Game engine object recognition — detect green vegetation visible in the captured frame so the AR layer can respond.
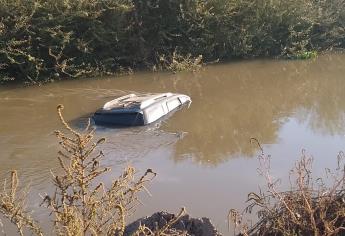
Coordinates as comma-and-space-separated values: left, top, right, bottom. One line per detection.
287, 50, 318, 60
1, 0, 345, 84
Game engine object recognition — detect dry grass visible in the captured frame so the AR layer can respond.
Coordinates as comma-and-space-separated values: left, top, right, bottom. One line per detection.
155, 50, 203, 73
0, 105, 187, 236
229, 139, 345, 236
0, 171, 43, 236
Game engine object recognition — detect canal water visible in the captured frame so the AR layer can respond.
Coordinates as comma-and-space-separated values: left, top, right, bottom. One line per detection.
1, 53, 345, 234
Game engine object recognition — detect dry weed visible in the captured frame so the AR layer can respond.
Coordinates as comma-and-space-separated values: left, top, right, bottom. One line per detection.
157, 50, 203, 73
229, 138, 345, 236
0, 105, 187, 236
0, 171, 43, 236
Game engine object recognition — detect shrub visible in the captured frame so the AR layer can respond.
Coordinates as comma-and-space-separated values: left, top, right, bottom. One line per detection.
1, 0, 345, 84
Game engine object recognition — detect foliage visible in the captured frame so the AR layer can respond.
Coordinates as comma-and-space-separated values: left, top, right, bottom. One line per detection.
0, 105, 186, 235
1, 0, 345, 84
229, 139, 345, 236
0, 0, 135, 84
156, 51, 203, 73
287, 50, 318, 60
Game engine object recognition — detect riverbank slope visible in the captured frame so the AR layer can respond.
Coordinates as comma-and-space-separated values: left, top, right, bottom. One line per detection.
1, 0, 344, 85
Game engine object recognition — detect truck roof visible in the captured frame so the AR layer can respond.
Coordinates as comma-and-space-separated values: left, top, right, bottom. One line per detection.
102, 93, 173, 110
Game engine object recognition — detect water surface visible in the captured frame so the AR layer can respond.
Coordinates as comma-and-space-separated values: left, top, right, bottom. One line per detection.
1, 53, 345, 234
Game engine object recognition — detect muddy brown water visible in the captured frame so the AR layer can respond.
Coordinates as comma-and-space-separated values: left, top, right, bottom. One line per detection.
1, 53, 345, 234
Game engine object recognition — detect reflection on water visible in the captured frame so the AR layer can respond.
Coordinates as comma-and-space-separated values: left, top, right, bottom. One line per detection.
163, 54, 345, 164
1, 53, 345, 233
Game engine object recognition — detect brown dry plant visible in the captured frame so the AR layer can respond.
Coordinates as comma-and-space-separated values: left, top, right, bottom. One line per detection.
229, 138, 345, 236
0, 105, 187, 236
157, 50, 203, 73
42, 104, 159, 235
0, 171, 43, 236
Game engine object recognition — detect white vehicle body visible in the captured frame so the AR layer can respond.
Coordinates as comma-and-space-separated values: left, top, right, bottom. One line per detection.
94, 93, 191, 126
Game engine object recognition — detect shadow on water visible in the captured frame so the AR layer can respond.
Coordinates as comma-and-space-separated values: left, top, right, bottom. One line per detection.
68, 109, 186, 162
2, 53, 345, 175
156, 53, 345, 165
2, 53, 345, 235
